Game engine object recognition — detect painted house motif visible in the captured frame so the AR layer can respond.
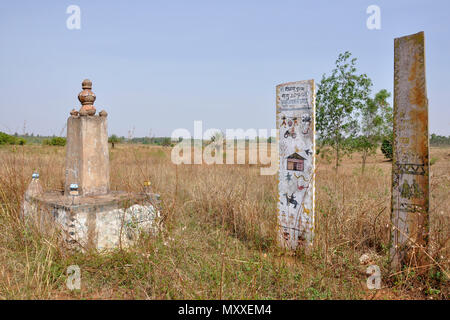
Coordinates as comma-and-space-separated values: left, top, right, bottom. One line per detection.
286, 153, 305, 172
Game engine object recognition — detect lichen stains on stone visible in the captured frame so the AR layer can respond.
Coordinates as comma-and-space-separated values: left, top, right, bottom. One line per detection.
411, 31, 425, 47
408, 52, 418, 82
408, 51, 427, 108
391, 31, 429, 271
409, 85, 427, 107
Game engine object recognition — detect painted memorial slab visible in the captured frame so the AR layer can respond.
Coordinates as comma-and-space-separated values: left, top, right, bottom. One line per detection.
391, 31, 430, 270
276, 80, 315, 250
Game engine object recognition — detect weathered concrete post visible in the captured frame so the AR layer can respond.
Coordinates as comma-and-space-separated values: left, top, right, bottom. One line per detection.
65, 79, 110, 196
276, 80, 315, 250
391, 31, 430, 270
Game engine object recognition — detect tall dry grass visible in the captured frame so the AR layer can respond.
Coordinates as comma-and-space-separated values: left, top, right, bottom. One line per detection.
0, 144, 448, 299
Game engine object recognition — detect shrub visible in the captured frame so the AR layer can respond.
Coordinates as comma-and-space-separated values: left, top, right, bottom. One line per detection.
381, 138, 393, 160
43, 137, 66, 146
0, 132, 15, 145
161, 137, 171, 147
430, 157, 438, 166
0, 132, 26, 145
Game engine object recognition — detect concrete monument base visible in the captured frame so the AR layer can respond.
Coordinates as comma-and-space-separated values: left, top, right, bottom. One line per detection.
22, 79, 162, 252
23, 191, 161, 251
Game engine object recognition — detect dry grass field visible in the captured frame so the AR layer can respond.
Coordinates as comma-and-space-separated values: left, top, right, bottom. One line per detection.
0, 144, 448, 299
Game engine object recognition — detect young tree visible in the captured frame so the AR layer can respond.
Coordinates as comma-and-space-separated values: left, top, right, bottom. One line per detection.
355, 89, 392, 173
316, 51, 372, 172
108, 134, 120, 149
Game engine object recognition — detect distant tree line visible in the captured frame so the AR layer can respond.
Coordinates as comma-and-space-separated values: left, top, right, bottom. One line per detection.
368, 133, 449, 163
108, 134, 173, 148
0, 132, 68, 146
430, 134, 450, 146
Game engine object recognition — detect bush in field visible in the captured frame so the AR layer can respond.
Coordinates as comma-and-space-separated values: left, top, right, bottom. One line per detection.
43, 137, 66, 146
161, 137, 171, 147
381, 137, 393, 160
0, 132, 26, 145
0, 132, 15, 145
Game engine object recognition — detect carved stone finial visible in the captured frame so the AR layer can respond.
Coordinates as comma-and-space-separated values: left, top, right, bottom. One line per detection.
81, 79, 92, 90
78, 79, 96, 116
70, 108, 79, 117
99, 110, 108, 117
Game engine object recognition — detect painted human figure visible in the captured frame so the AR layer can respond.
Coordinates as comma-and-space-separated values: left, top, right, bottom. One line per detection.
281, 115, 287, 127
301, 114, 312, 134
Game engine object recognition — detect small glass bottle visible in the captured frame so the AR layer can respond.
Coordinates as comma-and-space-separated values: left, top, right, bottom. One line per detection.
22, 172, 44, 220
25, 172, 44, 198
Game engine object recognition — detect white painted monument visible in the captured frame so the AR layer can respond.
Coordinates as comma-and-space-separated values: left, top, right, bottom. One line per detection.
276, 80, 315, 250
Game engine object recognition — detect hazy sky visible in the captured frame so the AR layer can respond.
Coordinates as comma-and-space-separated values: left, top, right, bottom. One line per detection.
0, 0, 449, 137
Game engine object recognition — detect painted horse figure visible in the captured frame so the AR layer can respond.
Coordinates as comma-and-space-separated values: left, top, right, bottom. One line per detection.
284, 193, 298, 209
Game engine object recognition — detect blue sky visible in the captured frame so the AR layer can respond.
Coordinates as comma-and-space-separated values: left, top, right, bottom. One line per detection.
0, 0, 449, 137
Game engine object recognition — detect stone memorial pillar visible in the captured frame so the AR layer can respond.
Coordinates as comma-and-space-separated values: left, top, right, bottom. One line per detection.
276, 80, 315, 250
65, 79, 110, 196
391, 31, 430, 270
